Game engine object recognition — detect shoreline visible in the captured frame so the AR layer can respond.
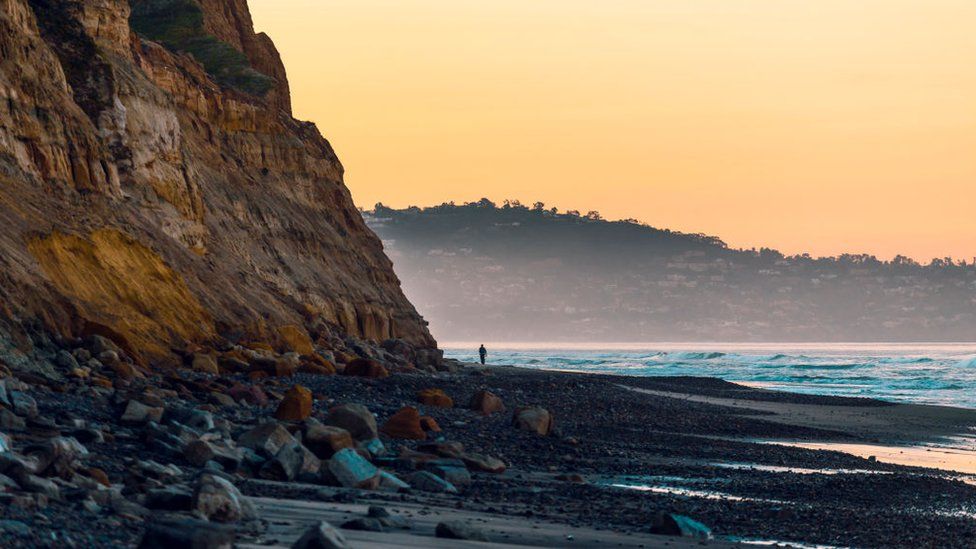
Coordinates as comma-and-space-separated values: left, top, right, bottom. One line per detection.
4, 359, 976, 547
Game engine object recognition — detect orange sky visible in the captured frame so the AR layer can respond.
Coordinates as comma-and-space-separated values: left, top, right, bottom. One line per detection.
250, 0, 975, 261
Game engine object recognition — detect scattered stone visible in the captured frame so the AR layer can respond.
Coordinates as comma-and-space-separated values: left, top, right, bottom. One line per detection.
192, 474, 256, 523
341, 518, 384, 532
138, 518, 235, 548
377, 470, 410, 492
409, 470, 458, 494
121, 400, 164, 424
419, 416, 441, 432
650, 512, 712, 539
275, 385, 314, 421
325, 404, 378, 441
145, 487, 193, 511
341, 359, 389, 379
380, 407, 427, 440
435, 520, 488, 541
227, 383, 269, 407
292, 520, 348, 549
512, 407, 554, 436
261, 441, 321, 482
10, 391, 38, 418
189, 353, 219, 375
327, 448, 380, 489
417, 388, 453, 408
237, 422, 296, 457
304, 422, 355, 459
425, 458, 472, 488
470, 390, 505, 415
0, 519, 31, 537
460, 453, 507, 474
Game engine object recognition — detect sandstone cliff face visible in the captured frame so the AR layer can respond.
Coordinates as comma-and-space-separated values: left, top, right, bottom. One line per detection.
0, 0, 435, 364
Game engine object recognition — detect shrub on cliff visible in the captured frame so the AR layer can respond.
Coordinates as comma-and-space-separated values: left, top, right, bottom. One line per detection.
129, 0, 275, 96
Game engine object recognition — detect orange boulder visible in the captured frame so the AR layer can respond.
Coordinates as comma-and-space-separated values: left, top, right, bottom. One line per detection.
342, 358, 389, 379
380, 406, 427, 440
469, 390, 504, 415
274, 385, 313, 421
417, 388, 453, 408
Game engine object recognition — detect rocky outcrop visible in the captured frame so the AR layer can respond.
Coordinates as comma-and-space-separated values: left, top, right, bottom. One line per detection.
0, 0, 435, 366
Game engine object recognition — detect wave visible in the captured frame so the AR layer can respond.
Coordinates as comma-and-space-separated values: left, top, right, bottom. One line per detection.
955, 357, 976, 368
668, 351, 726, 361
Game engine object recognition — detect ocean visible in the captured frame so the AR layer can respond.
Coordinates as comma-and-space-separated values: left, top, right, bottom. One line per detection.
443, 342, 976, 409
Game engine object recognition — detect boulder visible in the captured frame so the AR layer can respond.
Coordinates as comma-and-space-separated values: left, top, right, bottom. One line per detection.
273, 355, 301, 377
138, 518, 235, 549
424, 459, 471, 488
324, 404, 378, 441
145, 487, 194, 511
191, 354, 220, 375
192, 474, 256, 523
435, 520, 488, 542
276, 325, 316, 355
275, 385, 313, 421
416, 388, 453, 408
341, 518, 384, 532
304, 423, 355, 459
237, 422, 296, 458
380, 407, 427, 440
121, 400, 164, 424
327, 448, 380, 489
226, 383, 269, 407
24, 437, 88, 477
184, 440, 243, 471
512, 407, 554, 436
469, 390, 505, 415
261, 441, 321, 482
650, 512, 712, 539
292, 521, 348, 549
10, 392, 38, 418
409, 470, 458, 494
341, 359, 389, 379
419, 416, 441, 433
460, 452, 507, 474
376, 470, 410, 492
300, 354, 337, 376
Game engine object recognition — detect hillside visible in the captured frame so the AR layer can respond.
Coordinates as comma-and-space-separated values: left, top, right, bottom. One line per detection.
0, 0, 435, 371
367, 201, 976, 342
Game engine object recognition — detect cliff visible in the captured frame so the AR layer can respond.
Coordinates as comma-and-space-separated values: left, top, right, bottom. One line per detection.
0, 0, 436, 366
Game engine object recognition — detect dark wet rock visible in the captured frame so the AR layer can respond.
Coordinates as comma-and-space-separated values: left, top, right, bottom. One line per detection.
145, 486, 193, 511
435, 520, 488, 541
193, 473, 257, 523
340, 517, 384, 532
11, 391, 38, 418
292, 520, 349, 549
409, 470, 458, 494
138, 517, 235, 549
424, 458, 472, 488
367, 506, 410, 529
651, 512, 712, 539
0, 519, 31, 537
324, 404, 378, 441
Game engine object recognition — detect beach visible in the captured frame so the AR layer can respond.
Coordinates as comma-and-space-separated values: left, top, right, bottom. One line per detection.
4, 360, 976, 548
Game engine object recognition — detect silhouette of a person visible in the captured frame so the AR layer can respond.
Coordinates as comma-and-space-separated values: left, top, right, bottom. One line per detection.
479, 344, 487, 365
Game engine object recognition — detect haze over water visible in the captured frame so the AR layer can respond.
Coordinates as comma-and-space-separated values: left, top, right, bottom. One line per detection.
445, 342, 976, 409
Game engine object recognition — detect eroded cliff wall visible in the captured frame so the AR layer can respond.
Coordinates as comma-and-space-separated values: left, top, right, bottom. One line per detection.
0, 0, 435, 364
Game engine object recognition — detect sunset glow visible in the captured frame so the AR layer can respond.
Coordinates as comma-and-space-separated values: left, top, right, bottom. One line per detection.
250, 0, 976, 261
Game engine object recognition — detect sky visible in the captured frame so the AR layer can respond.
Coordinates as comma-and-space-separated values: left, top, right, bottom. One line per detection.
249, 0, 975, 261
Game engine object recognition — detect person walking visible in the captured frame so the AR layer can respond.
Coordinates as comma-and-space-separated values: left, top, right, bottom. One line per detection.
479, 344, 487, 365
